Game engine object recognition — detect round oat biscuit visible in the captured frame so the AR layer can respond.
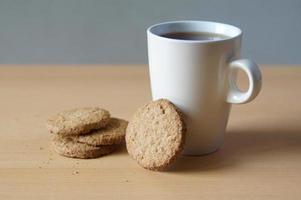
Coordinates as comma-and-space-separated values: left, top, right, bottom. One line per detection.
126, 99, 186, 171
52, 135, 118, 159
74, 118, 128, 146
46, 107, 110, 136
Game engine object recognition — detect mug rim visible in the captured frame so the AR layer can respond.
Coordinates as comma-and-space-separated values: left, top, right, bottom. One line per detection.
147, 20, 242, 44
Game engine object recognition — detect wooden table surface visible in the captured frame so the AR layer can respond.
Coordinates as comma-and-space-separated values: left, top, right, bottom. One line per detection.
0, 65, 300, 200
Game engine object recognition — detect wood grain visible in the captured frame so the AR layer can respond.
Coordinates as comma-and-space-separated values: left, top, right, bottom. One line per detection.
0, 65, 300, 200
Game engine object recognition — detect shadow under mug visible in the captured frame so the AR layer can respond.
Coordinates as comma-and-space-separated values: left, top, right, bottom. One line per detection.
147, 21, 262, 155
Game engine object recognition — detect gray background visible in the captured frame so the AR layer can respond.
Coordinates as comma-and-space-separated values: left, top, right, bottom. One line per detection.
0, 0, 300, 64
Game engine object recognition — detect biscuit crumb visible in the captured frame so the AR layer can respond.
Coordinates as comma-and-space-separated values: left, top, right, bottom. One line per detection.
125, 179, 129, 183
73, 170, 79, 175
39, 147, 44, 150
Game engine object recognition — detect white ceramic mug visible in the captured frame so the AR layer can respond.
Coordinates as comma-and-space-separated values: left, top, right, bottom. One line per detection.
147, 21, 262, 155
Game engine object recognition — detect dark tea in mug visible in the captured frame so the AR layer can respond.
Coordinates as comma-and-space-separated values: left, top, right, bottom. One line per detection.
160, 31, 229, 41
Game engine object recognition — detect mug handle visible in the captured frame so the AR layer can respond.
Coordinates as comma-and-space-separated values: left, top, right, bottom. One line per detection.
226, 59, 262, 104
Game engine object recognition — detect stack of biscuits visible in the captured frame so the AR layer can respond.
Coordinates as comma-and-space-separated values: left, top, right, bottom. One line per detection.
46, 107, 128, 159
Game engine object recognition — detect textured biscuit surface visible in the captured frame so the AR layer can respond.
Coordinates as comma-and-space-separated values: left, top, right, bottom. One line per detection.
74, 118, 128, 146
52, 135, 117, 159
46, 107, 110, 136
126, 99, 186, 171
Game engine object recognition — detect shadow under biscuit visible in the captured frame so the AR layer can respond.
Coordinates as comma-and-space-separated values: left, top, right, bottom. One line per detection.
169, 127, 301, 173
112, 142, 128, 155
